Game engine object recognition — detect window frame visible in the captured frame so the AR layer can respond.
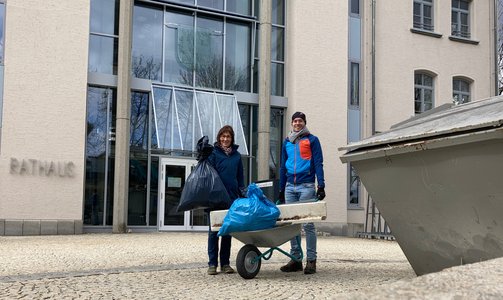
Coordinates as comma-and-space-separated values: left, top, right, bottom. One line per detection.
451, 0, 470, 39
413, 0, 434, 31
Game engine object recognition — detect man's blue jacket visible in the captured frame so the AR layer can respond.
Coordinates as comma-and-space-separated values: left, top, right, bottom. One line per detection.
279, 134, 325, 191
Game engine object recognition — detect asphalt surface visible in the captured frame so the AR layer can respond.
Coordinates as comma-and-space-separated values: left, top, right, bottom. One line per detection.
0, 232, 502, 299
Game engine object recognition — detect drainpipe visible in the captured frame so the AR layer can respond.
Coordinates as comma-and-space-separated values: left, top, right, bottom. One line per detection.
113, 0, 133, 233
494, 0, 500, 95
257, 0, 272, 180
371, 0, 376, 135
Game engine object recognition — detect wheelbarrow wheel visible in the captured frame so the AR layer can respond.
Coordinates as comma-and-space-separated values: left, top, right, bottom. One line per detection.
236, 244, 262, 279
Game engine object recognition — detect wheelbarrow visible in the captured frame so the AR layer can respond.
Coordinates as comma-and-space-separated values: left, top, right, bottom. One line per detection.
210, 200, 327, 279
231, 223, 303, 279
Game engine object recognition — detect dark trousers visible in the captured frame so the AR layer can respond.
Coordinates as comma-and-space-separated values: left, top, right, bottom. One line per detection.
208, 229, 232, 267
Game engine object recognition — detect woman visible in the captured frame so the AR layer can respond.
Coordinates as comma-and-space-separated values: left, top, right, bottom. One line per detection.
206, 125, 245, 275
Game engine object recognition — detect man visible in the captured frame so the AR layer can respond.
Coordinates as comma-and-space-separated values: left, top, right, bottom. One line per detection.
278, 111, 326, 275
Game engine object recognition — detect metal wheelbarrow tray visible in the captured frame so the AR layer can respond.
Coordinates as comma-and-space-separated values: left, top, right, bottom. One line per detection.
210, 201, 327, 279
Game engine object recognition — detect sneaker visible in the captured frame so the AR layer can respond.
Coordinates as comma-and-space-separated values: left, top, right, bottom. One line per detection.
304, 260, 317, 274
207, 266, 217, 275
280, 260, 303, 272
221, 265, 235, 274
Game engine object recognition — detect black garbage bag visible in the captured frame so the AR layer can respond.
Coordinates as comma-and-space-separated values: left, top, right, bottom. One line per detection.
177, 160, 231, 212
196, 136, 214, 161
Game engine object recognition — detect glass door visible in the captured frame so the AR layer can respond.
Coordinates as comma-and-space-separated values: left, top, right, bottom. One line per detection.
158, 158, 208, 231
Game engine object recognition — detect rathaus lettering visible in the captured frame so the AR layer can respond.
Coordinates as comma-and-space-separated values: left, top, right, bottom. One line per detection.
10, 158, 75, 178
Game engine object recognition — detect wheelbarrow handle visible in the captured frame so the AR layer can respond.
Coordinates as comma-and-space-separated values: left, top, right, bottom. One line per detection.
275, 198, 319, 205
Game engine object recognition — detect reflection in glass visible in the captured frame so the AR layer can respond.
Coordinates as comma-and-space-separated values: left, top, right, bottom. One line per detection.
250, 105, 284, 181
198, 0, 224, 10
132, 4, 163, 81
271, 62, 284, 96
269, 108, 283, 179
84, 87, 116, 226
349, 165, 360, 206
90, 0, 119, 35
88, 35, 118, 74
0, 3, 4, 63
165, 10, 194, 85
149, 156, 159, 225
226, 21, 251, 92
350, 62, 359, 107
128, 158, 148, 225
130, 92, 149, 150
196, 15, 224, 89
227, 0, 251, 15
164, 165, 186, 225
271, 27, 284, 61
272, 0, 285, 25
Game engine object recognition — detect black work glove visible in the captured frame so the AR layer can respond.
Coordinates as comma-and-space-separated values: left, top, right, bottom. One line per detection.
196, 136, 213, 161
239, 187, 247, 198
316, 187, 326, 200
278, 190, 285, 204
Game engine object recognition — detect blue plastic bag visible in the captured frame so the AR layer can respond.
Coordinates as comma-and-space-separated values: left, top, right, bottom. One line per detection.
218, 183, 280, 236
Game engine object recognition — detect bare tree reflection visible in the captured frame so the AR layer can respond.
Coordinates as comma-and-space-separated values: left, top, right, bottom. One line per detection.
132, 55, 161, 81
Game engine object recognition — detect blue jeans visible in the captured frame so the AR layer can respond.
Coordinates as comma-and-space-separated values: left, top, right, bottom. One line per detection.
208, 228, 232, 267
285, 182, 317, 261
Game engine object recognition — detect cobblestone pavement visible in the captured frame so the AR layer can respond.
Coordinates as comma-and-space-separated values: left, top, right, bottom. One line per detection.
0, 232, 414, 299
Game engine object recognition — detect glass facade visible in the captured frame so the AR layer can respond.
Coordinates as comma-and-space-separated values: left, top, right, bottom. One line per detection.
85, 0, 286, 229
88, 0, 119, 74
132, 3, 258, 92
84, 87, 116, 226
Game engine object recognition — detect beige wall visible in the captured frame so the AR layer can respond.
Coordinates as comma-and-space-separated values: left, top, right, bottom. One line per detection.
0, 0, 89, 220
286, 0, 349, 224
371, 0, 496, 132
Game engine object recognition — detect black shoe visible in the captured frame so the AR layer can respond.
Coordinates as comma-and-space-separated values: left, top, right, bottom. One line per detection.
280, 260, 303, 272
304, 260, 316, 274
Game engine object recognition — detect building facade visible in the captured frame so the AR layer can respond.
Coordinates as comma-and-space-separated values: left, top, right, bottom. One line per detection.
0, 0, 497, 235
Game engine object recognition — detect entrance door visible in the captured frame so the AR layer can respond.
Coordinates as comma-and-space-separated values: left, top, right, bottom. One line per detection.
158, 158, 208, 231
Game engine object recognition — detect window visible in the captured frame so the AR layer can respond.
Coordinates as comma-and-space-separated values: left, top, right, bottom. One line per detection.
350, 0, 360, 15
84, 87, 117, 226
253, 0, 285, 96
349, 165, 360, 207
349, 62, 360, 107
132, 4, 255, 93
453, 78, 471, 104
413, 0, 433, 31
414, 72, 434, 114
89, 0, 119, 74
451, 0, 470, 38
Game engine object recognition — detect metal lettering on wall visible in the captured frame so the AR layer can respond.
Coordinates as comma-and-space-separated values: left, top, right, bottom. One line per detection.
9, 158, 75, 178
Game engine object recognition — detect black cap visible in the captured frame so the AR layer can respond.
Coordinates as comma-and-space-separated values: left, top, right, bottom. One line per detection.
291, 111, 306, 124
